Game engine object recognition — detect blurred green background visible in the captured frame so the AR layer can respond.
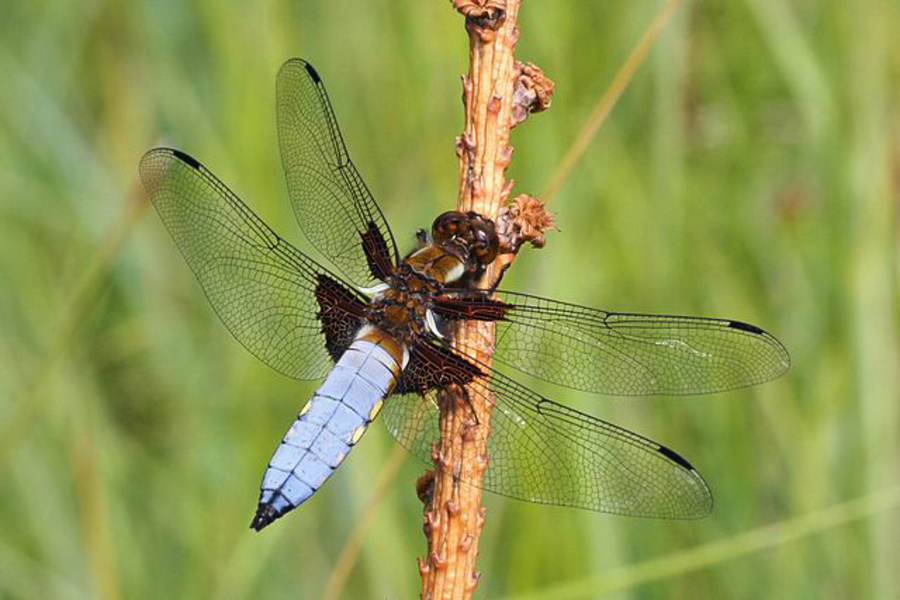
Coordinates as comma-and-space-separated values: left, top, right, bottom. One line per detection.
1, 0, 898, 598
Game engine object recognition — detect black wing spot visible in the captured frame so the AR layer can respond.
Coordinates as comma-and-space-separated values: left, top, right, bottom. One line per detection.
303, 61, 322, 83
657, 445, 695, 471
728, 320, 764, 335
172, 149, 201, 170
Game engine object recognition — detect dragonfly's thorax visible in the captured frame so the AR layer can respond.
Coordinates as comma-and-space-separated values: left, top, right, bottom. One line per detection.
404, 211, 500, 287
366, 265, 444, 343
404, 245, 467, 285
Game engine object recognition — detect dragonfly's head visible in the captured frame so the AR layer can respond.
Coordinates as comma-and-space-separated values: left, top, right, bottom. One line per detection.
431, 211, 499, 278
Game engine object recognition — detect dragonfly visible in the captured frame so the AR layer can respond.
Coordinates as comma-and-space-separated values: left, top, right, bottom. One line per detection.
140, 58, 790, 532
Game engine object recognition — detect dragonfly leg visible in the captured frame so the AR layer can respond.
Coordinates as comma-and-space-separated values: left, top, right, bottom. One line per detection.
440, 383, 481, 429
486, 260, 512, 292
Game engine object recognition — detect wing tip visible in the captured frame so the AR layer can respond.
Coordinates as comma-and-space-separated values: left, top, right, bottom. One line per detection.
654, 445, 715, 519
727, 319, 792, 376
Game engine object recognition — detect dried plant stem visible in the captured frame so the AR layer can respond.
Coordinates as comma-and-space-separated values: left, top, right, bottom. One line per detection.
419, 2, 523, 598
418, 1, 681, 595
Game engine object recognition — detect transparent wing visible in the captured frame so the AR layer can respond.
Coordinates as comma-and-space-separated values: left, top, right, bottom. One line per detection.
382, 352, 712, 518
140, 147, 365, 380
277, 58, 399, 287
436, 290, 790, 396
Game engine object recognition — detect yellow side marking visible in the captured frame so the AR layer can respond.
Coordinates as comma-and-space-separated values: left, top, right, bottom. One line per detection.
299, 401, 312, 416
334, 452, 346, 464
351, 425, 366, 445
369, 399, 384, 421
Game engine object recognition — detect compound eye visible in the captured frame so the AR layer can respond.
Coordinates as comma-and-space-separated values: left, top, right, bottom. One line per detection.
432, 211, 465, 243
472, 226, 499, 263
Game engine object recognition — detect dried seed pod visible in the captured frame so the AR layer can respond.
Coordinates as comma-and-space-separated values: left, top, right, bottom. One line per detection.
497, 193, 557, 252
512, 61, 555, 126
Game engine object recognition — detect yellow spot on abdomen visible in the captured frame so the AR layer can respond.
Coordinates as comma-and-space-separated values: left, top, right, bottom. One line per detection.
351, 425, 367, 445
369, 399, 384, 421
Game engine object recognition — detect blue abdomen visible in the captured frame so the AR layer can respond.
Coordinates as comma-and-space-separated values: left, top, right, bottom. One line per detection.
251, 330, 404, 530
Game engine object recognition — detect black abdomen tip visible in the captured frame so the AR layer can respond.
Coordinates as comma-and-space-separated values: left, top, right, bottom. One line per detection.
250, 503, 279, 532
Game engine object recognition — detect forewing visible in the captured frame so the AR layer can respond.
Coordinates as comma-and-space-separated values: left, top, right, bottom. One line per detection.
276, 59, 398, 286
436, 291, 790, 396
381, 349, 712, 518
140, 148, 365, 380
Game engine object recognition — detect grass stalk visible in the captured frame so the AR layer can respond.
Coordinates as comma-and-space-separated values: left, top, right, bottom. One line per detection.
541, 0, 683, 202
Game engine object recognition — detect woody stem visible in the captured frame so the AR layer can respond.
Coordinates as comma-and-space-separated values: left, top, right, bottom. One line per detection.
418, 2, 522, 599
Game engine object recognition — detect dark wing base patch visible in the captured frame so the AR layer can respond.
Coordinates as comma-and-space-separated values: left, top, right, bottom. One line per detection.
395, 341, 484, 396
315, 274, 367, 362
361, 221, 394, 282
